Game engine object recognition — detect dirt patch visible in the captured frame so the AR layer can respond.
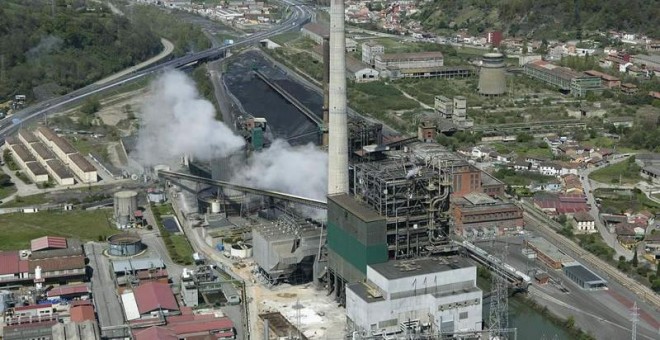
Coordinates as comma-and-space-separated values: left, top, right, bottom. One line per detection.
276, 293, 298, 299
96, 89, 149, 128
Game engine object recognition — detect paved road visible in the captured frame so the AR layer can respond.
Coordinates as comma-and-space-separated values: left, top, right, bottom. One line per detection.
0, 0, 311, 142
86, 242, 125, 328
579, 156, 634, 259
522, 203, 660, 311
95, 38, 174, 86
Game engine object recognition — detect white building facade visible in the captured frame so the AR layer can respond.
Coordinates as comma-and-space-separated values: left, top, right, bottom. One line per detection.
346, 258, 482, 337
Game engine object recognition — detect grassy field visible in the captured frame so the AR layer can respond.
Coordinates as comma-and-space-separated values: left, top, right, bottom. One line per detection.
0, 209, 116, 250
594, 188, 660, 214
270, 31, 301, 45
2, 193, 49, 208
169, 234, 195, 265
0, 183, 17, 200
151, 203, 194, 265
589, 159, 642, 184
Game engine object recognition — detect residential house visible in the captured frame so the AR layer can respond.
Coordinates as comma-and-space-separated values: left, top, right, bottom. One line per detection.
346, 55, 379, 82
533, 193, 589, 216
529, 179, 562, 193
643, 233, 660, 258
615, 223, 643, 247
561, 174, 584, 194
559, 162, 580, 176
512, 160, 531, 171
573, 211, 597, 234
525, 157, 547, 170
539, 162, 561, 176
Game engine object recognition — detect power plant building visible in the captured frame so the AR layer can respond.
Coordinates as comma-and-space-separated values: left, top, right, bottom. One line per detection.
452, 193, 523, 237
346, 257, 482, 336
523, 60, 602, 97
478, 52, 507, 96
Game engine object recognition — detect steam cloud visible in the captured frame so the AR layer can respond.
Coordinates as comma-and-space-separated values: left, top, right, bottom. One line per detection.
27, 35, 63, 58
232, 139, 328, 202
135, 70, 245, 166
136, 70, 328, 205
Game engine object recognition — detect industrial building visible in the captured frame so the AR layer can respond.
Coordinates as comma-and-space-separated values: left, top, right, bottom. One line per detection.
361, 41, 384, 67
46, 159, 74, 185
252, 210, 325, 285
0, 236, 87, 287
584, 70, 621, 88
525, 235, 575, 269
121, 281, 179, 321
346, 257, 482, 337
562, 262, 607, 289
132, 308, 234, 340
300, 22, 328, 44
433, 95, 474, 129
374, 52, 444, 72
346, 55, 379, 82
107, 233, 144, 256
35, 127, 98, 183
386, 65, 474, 80
523, 60, 602, 97
478, 52, 507, 96
452, 193, 523, 237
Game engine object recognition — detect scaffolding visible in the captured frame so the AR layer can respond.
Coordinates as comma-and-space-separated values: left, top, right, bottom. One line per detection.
350, 156, 452, 259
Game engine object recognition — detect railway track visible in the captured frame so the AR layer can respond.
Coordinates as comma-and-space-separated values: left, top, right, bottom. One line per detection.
521, 203, 660, 309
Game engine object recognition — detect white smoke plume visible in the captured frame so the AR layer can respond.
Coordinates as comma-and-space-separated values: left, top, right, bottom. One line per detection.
135, 70, 245, 166
233, 139, 328, 203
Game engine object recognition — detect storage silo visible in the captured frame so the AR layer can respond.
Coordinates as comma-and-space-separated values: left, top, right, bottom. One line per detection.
108, 233, 143, 256
478, 52, 507, 96
114, 191, 138, 228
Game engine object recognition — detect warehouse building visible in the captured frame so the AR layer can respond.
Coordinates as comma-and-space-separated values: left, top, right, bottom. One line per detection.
346, 55, 379, 82
35, 127, 77, 164
46, 159, 75, 186
24, 162, 49, 183
301, 22, 328, 44
562, 262, 607, 289
9, 144, 36, 169
525, 235, 574, 269
523, 60, 602, 97
68, 153, 98, 183
375, 52, 444, 71
346, 257, 482, 337
121, 281, 179, 321
28, 142, 56, 166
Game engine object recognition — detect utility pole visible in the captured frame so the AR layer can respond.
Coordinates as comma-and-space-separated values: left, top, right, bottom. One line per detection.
489, 238, 510, 339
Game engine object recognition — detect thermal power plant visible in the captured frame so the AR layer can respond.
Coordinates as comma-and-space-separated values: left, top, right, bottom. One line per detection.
114, 190, 138, 228
107, 233, 143, 257
478, 52, 507, 96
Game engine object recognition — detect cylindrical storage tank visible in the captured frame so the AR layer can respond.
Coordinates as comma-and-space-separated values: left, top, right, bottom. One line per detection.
230, 243, 253, 258
114, 191, 138, 227
210, 199, 221, 214
478, 52, 507, 96
108, 233, 143, 256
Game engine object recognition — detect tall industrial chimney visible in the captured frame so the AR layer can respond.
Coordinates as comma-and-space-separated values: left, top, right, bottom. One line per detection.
322, 37, 330, 147
327, 0, 349, 195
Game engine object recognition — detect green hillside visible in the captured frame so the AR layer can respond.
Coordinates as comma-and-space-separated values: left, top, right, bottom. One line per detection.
413, 0, 660, 39
0, 0, 161, 103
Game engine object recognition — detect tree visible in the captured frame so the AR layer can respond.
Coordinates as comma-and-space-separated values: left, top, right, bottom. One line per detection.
80, 98, 101, 115
631, 248, 638, 268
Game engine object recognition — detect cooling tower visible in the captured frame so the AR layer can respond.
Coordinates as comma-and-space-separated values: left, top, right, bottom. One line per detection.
327, 0, 349, 195
478, 52, 507, 96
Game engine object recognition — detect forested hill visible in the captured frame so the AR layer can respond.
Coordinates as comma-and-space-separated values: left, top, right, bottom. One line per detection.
0, 0, 161, 103
413, 0, 660, 39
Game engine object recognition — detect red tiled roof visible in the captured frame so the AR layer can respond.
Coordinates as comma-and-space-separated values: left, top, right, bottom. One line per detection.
0, 251, 20, 275
29, 255, 86, 272
31, 236, 67, 251
134, 282, 179, 314
14, 303, 52, 311
70, 300, 93, 307
170, 318, 234, 336
70, 305, 95, 322
46, 283, 90, 297
133, 326, 177, 340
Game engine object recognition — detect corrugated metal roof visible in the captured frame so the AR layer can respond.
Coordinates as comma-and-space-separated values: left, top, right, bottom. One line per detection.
29, 255, 86, 272
25, 162, 48, 176
0, 251, 20, 275
133, 326, 177, 340
31, 236, 67, 251
70, 305, 95, 322
112, 258, 165, 273
18, 129, 39, 143
121, 291, 141, 321
134, 281, 178, 314
46, 159, 74, 179
46, 283, 90, 297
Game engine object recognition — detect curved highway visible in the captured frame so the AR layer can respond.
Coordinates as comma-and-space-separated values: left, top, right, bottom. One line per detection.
0, 0, 311, 139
